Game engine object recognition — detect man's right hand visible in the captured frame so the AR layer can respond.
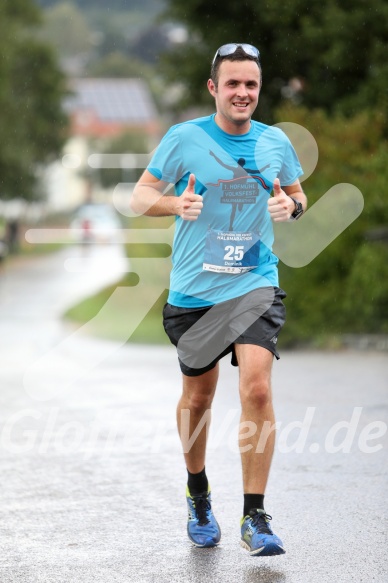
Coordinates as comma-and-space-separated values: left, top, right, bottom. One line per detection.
178, 173, 203, 221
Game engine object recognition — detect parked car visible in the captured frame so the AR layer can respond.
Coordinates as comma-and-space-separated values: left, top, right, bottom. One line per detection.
70, 203, 122, 243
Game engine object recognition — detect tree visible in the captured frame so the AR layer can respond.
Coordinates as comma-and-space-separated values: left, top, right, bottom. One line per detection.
87, 52, 155, 80
161, 0, 388, 122
274, 105, 388, 342
39, 1, 93, 58
0, 0, 68, 201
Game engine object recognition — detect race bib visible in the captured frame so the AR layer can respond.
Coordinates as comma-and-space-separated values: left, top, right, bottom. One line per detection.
203, 229, 260, 274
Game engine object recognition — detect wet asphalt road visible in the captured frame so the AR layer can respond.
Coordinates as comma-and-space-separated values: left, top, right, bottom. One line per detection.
0, 247, 387, 583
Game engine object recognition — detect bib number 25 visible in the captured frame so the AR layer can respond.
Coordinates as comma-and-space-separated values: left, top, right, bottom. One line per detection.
224, 245, 244, 261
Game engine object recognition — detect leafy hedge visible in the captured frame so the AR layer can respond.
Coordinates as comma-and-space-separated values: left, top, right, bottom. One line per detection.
276, 106, 388, 345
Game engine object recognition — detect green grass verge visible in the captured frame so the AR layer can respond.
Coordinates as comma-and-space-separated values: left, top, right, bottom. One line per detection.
64, 273, 170, 345
63, 220, 173, 344
20, 241, 68, 256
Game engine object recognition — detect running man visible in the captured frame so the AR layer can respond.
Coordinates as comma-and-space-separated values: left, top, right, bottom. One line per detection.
131, 43, 306, 556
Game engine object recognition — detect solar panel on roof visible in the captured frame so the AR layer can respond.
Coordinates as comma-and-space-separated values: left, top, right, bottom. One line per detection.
65, 79, 158, 123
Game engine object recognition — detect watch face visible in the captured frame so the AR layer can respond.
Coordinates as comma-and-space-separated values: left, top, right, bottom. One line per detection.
291, 200, 303, 219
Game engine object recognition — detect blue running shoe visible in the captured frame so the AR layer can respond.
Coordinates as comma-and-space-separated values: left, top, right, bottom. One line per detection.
186, 486, 221, 547
240, 509, 285, 556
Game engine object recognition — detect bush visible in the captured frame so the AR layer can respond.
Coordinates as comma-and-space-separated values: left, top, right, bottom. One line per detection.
275, 105, 388, 344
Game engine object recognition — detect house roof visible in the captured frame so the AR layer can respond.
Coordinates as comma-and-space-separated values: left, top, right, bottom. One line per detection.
65, 78, 158, 124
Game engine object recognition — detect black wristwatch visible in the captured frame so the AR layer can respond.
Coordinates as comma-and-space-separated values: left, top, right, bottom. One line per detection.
289, 196, 304, 220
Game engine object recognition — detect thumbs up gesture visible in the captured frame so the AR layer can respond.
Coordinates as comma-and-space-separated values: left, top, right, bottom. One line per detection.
273, 178, 283, 198
267, 178, 295, 222
178, 173, 203, 221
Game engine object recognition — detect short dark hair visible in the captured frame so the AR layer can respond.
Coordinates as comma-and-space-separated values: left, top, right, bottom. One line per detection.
210, 46, 262, 88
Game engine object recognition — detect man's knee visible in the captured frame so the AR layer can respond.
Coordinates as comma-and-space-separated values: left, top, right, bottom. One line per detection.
181, 368, 218, 414
240, 376, 272, 410
184, 391, 214, 415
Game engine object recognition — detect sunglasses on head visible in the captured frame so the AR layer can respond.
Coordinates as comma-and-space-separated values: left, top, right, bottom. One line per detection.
212, 43, 260, 65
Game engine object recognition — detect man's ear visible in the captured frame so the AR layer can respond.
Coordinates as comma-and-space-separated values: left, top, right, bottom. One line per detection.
207, 78, 217, 97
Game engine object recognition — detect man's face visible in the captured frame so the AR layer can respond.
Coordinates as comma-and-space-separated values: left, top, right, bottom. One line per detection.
207, 59, 261, 133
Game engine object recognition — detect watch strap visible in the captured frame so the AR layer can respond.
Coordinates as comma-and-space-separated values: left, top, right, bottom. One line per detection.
289, 196, 304, 219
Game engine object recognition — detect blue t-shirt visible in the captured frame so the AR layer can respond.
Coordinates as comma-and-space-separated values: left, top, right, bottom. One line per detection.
147, 114, 303, 307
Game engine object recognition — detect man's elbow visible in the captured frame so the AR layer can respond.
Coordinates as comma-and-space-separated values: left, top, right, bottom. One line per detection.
129, 189, 142, 215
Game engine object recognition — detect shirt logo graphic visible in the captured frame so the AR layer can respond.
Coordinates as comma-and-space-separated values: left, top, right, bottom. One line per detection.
208, 150, 271, 229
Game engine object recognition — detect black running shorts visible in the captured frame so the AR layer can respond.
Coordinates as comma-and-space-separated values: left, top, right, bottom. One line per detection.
163, 286, 287, 377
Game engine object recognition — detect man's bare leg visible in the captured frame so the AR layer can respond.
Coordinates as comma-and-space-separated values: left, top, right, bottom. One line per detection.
234, 344, 275, 494
235, 343, 285, 556
177, 365, 221, 547
176, 364, 219, 473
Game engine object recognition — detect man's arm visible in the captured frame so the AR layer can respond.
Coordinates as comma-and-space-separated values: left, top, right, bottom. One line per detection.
130, 170, 203, 220
267, 178, 307, 222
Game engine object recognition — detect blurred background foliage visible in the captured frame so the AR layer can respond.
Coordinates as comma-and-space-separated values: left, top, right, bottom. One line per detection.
0, 0, 68, 200
272, 106, 388, 343
1, 0, 387, 344
95, 131, 149, 188
162, 0, 388, 122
